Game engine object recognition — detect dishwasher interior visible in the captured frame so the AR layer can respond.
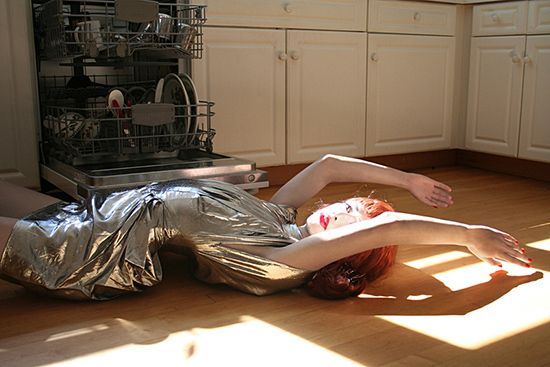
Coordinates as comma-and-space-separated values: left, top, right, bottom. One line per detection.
33, 0, 269, 199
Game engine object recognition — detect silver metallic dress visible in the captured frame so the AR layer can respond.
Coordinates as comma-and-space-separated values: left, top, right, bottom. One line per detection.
0, 179, 313, 300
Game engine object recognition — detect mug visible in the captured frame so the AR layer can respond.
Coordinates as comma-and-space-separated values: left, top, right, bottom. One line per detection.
74, 20, 104, 50
134, 13, 174, 44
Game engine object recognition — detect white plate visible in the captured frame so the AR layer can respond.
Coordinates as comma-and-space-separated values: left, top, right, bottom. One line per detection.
179, 73, 199, 145
161, 73, 189, 146
154, 78, 165, 104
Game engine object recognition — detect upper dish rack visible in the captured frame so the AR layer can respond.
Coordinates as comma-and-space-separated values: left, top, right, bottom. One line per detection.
35, 0, 206, 60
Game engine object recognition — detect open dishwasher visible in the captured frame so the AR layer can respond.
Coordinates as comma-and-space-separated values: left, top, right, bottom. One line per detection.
33, 0, 269, 199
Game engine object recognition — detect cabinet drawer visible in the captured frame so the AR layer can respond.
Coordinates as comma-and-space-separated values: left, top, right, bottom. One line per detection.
472, 1, 528, 36
368, 0, 456, 36
528, 0, 550, 34
191, 0, 366, 31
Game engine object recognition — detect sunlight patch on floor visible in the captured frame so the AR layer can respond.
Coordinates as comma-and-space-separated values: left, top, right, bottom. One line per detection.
37, 317, 363, 367
527, 222, 550, 229
403, 250, 471, 269
378, 261, 549, 350
526, 238, 550, 251
46, 324, 110, 342
183, 316, 363, 367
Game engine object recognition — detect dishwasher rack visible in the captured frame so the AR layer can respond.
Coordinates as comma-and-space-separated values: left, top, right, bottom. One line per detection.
35, 0, 206, 60
40, 74, 215, 165
34, 0, 215, 166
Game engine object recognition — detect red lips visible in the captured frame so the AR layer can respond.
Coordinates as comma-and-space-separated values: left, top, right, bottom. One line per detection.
319, 214, 330, 230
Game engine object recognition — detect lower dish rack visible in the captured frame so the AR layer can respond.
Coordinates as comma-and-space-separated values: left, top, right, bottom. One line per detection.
39, 74, 215, 166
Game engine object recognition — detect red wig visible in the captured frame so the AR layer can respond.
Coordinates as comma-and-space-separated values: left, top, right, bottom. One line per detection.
307, 198, 398, 299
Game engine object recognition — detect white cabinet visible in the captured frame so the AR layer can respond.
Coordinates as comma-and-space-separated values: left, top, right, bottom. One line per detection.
365, 0, 457, 157
366, 34, 455, 156
472, 1, 528, 36
191, 0, 367, 31
368, 0, 457, 36
192, 28, 286, 167
466, 0, 550, 163
465, 36, 525, 156
0, 0, 40, 187
287, 30, 366, 163
193, 27, 366, 166
518, 35, 550, 162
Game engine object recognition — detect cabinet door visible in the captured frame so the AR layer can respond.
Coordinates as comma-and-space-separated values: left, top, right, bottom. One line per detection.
366, 34, 455, 156
466, 36, 525, 156
518, 35, 550, 163
0, 0, 40, 187
287, 30, 366, 164
192, 28, 286, 167
191, 0, 367, 31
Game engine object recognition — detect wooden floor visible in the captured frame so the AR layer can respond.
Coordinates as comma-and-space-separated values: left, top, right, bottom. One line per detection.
1, 166, 549, 367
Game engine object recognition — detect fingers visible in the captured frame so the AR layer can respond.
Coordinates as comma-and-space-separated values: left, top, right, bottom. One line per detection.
483, 257, 502, 267
435, 182, 452, 193
502, 247, 531, 265
428, 188, 453, 208
496, 252, 532, 268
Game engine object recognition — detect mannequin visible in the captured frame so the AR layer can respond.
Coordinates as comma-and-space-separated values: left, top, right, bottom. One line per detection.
0, 154, 530, 300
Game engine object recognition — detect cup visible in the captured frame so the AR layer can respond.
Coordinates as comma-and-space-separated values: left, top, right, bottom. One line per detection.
74, 20, 104, 50
133, 13, 174, 44
175, 21, 197, 50
152, 13, 174, 43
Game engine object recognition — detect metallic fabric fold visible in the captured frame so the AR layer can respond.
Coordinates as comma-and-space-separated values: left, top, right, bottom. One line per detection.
0, 179, 313, 300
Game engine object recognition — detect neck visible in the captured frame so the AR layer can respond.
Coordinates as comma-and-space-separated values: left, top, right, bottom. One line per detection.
299, 224, 310, 238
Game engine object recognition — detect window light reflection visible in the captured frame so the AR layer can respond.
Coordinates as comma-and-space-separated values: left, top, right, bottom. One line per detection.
404, 250, 471, 269
378, 262, 548, 350
526, 238, 550, 251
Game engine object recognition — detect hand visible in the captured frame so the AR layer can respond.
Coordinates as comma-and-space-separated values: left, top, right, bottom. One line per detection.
406, 173, 453, 208
466, 225, 531, 268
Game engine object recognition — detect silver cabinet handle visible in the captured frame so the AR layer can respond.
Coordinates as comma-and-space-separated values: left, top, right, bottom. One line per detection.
509, 50, 521, 64
370, 53, 379, 62
290, 51, 300, 60
491, 13, 500, 22
284, 3, 294, 13
523, 55, 532, 64
413, 12, 421, 21
278, 52, 288, 61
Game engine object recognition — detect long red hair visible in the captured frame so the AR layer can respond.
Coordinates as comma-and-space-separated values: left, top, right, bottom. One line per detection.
307, 197, 398, 299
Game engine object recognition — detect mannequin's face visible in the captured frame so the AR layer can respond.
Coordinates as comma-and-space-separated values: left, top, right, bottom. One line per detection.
306, 199, 367, 235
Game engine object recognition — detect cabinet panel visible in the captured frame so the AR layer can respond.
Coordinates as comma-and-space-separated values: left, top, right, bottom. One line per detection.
192, 28, 286, 167
366, 34, 455, 156
518, 35, 550, 163
466, 36, 525, 156
287, 30, 366, 164
0, 0, 39, 187
528, 0, 550, 35
472, 1, 528, 36
368, 0, 457, 36
191, 0, 366, 31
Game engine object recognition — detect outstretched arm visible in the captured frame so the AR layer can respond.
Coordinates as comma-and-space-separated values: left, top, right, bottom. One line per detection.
270, 154, 452, 209
260, 212, 530, 271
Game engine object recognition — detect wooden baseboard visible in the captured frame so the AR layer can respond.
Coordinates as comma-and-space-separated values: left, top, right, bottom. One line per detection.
261, 149, 550, 186
456, 149, 550, 182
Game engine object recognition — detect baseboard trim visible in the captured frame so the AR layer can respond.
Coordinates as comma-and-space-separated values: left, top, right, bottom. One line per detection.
456, 150, 550, 182
262, 149, 550, 186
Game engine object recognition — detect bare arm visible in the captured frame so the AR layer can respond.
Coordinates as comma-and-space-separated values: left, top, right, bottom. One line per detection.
270, 154, 452, 209
262, 212, 529, 271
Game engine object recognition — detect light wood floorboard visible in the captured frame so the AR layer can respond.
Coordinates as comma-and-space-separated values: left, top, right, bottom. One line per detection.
1, 166, 549, 367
